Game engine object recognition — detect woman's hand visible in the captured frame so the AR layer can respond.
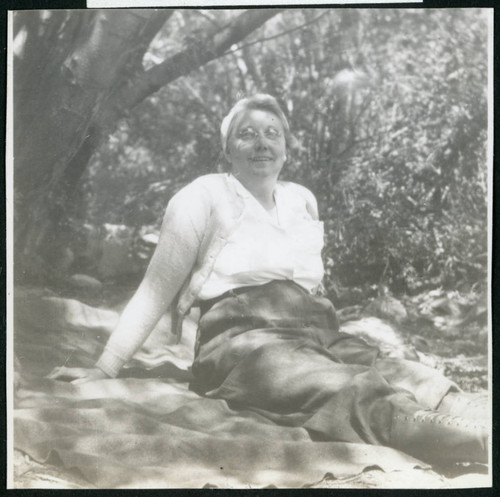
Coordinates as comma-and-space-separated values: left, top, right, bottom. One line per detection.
47, 366, 109, 384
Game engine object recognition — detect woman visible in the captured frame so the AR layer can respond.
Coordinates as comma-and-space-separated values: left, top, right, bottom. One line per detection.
50, 94, 488, 465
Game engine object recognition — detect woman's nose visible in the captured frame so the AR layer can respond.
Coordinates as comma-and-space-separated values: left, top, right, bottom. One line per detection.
254, 134, 269, 150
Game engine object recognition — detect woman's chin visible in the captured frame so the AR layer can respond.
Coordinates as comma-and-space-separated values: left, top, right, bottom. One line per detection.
249, 161, 281, 176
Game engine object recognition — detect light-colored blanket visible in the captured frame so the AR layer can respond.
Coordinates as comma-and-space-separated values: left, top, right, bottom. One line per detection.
13, 289, 440, 488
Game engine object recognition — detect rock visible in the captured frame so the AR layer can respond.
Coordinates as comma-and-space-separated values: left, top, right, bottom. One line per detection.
96, 224, 137, 278
68, 274, 103, 292
341, 317, 418, 361
336, 305, 363, 323
140, 232, 159, 245
135, 231, 159, 261
410, 334, 431, 353
363, 296, 408, 325
69, 223, 143, 280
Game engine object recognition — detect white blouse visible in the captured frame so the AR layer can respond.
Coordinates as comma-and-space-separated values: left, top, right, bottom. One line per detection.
198, 175, 324, 300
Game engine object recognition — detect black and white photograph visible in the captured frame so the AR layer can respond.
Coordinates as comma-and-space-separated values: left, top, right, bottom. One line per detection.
8, 5, 493, 489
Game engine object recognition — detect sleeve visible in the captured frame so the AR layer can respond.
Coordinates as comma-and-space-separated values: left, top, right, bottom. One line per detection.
304, 188, 320, 221
95, 179, 211, 377
288, 182, 320, 221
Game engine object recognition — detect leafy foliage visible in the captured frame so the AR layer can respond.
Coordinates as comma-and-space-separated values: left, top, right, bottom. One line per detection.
75, 9, 489, 301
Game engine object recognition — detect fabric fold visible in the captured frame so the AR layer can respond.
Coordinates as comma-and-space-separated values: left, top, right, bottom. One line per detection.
14, 290, 432, 488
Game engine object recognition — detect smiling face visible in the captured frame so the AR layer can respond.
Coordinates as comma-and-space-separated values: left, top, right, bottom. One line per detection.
225, 109, 287, 183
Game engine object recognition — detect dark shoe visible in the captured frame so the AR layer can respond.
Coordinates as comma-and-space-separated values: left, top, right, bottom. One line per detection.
437, 391, 490, 421
390, 409, 488, 464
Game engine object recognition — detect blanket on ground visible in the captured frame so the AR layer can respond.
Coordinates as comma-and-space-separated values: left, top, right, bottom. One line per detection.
12, 289, 454, 489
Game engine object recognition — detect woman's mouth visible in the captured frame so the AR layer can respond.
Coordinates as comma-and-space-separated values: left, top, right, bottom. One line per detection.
250, 157, 273, 162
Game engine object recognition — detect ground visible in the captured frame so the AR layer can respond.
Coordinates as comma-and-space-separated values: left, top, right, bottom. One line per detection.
11, 284, 490, 489
12, 450, 491, 489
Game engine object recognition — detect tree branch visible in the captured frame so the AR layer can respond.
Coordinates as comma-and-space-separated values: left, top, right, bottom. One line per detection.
223, 10, 330, 57
105, 9, 282, 118
64, 10, 172, 90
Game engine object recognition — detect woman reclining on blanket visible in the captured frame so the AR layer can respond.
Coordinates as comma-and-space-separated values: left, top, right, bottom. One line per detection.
50, 94, 489, 466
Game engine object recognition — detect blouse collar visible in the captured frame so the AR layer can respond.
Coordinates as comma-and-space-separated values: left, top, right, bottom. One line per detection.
227, 173, 281, 200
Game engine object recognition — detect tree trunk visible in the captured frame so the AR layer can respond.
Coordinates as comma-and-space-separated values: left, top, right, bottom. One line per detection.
14, 9, 173, 280
13, 9, 281, 282
102, 9, 280, 121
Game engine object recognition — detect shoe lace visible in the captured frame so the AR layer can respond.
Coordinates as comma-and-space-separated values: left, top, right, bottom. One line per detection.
403, 410, 487, 430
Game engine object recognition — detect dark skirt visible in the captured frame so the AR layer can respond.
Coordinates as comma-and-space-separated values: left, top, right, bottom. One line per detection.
191, 281, 456, 446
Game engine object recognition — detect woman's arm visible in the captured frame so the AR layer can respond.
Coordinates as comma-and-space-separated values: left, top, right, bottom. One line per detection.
49, 181, 209, 382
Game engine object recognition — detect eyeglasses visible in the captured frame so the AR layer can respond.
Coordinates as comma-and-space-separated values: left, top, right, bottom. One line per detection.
236, 126, 283, 143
